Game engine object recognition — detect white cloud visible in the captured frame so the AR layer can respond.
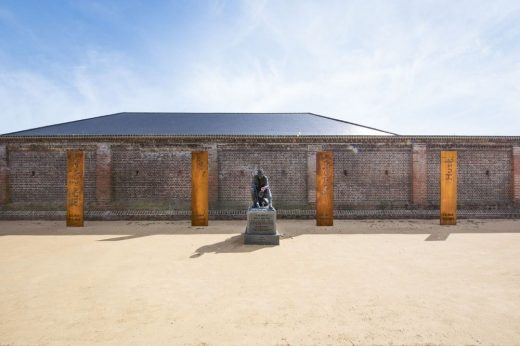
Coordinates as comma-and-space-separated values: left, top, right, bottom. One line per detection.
177, 0, 520, 135
0, 0, 519, 135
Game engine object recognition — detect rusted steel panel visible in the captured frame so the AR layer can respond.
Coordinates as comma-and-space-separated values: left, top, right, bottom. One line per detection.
316, 151, 334, 226
67, 150, 84, 227
192, 151, 208, 226
440, 151, 457, 225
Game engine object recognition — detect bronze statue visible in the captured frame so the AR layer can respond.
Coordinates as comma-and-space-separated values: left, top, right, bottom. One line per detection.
251, 169, 274, 210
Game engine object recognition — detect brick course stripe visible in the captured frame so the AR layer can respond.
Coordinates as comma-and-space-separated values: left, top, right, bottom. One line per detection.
1, 209, 520, 220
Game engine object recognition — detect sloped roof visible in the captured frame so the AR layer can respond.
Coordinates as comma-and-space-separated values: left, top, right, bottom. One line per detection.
2, 112, 397, 136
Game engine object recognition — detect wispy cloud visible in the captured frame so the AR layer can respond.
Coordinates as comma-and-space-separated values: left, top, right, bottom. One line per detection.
0, 0, 519, 135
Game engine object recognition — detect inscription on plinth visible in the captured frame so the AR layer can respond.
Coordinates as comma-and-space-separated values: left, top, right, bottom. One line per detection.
67, 150, 84, 227
246, 209, 277, 234
192, 151, 208, 226
244, 208, 279, 245
440, 151, 457, 225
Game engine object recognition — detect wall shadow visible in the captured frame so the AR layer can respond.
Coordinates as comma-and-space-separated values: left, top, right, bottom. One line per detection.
424, 230, 451, 241
98, 234, 152, 241
1, 220, 520, 245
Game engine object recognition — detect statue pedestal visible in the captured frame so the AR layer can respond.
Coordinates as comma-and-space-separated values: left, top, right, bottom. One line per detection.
244, 207, 280, 245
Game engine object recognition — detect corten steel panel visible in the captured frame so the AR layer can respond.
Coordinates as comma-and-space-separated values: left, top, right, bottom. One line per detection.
67, 150, 85, 227
440, 151, 457, 225
192, 151, 208, 226
316, 151, 334, 226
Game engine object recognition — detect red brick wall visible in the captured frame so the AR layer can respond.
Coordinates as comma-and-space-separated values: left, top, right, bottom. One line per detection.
0, 145, 8, 205
7, 147, 96, 207
218, 145, 308, 208
95, 143, 112, 206
333, 145, 412, 208
412, 144, 427, 207
0, 138, 518, 216
111, 147, 191, 207
514, 147, 520, 207
427, 147, 513, 208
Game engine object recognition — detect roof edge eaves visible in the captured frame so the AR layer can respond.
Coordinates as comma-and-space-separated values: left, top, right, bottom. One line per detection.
2, 134, 520, 141
1, 112, 125, 136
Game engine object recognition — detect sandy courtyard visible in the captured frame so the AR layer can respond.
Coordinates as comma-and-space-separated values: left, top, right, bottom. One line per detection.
1, 219, 520, 345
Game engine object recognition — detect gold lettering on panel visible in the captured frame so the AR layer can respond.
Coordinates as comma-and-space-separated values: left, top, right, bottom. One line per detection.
440, 151, 457, 225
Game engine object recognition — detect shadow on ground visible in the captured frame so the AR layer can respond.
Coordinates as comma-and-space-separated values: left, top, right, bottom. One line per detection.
189, 234, 277, 257
1, 220, 519, 246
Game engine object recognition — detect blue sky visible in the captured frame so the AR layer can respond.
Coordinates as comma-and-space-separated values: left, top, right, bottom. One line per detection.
0, 0, 519, 135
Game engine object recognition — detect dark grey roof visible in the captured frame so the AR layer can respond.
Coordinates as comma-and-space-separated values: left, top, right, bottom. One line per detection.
2, 112, 396, 136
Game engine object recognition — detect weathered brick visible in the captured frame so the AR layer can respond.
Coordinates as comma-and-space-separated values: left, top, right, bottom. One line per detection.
513, 146, 520, 207
0, 145, 9, 205
218, 144, 308, 209
427, 147, 512, 208
95, 143, 112, 206
1, 137, 518, 218
111, 146, 192, 208
307, 145, 322, 204
7, 146, 96, 208
412, 144, 427, 207
333, 145, 412, 208
207, 144, 219, 208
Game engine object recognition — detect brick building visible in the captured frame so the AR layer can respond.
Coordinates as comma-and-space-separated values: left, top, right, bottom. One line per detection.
1, 112, 519, 219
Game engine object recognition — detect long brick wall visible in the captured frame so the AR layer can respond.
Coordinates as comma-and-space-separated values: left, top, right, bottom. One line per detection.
218, 145, 308, 208
333, 145, 412, 208
427, 147, 513, 208
0, 136, 519, 218
6, 146, 96, 209
111, 146, 192, 208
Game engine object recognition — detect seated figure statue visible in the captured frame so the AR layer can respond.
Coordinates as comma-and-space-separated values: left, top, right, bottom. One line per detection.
250, 169, 274, 210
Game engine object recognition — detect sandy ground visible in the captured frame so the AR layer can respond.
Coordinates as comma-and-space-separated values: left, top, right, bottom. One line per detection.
1, 219, 520, 346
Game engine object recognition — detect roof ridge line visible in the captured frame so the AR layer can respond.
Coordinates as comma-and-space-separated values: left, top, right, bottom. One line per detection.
117, 112, 314, 115
309, 113, 399, 136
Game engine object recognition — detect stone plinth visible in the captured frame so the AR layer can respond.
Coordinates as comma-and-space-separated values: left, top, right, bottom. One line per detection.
244, 208, 280, 245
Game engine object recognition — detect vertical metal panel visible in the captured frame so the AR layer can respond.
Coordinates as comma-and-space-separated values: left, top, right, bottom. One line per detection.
440, 151, 457, 225
316, 151, 334, 226
67, 150, 85, 227
192, 151, 208, 226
